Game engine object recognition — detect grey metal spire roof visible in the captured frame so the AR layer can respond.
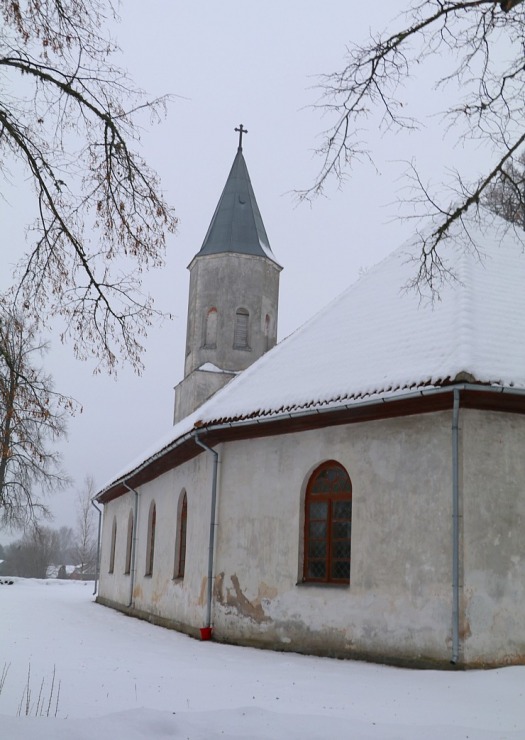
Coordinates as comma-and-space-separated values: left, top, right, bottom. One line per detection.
196, 147, 280, 266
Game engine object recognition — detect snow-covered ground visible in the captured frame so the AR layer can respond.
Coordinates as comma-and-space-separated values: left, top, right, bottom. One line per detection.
0, 579, 523, 739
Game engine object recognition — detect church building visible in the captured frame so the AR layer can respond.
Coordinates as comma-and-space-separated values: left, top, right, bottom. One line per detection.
95, 132, 525, 668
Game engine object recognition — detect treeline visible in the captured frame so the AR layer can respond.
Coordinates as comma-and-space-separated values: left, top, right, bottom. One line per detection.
0, 476, 98, 580
0, 523, 97, 579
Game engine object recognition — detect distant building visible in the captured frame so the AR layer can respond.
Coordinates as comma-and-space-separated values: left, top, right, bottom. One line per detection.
95, 138, 525, 668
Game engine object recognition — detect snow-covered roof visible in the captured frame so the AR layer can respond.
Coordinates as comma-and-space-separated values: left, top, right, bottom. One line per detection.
197, 213, 525, 423
99, 213, 525, 495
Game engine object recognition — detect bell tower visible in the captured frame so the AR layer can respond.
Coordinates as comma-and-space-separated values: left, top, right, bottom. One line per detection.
174, 127, 282, 423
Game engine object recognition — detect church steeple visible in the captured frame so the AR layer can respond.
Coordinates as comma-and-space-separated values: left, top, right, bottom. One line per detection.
196, 139, 280, 267
173, 131, 282, 424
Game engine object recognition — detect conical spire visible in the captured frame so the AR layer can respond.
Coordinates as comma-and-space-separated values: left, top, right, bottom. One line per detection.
196, 144, 280, 266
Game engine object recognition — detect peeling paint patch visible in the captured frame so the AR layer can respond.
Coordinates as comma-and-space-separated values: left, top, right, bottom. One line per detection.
197, 576, 207, 607
228, 574, 269, 622
215, 573, 276, 623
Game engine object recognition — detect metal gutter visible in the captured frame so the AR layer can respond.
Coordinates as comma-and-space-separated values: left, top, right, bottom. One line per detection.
97, 382, 525, 500
91, 499, 102, 596
451, 388, 461, 664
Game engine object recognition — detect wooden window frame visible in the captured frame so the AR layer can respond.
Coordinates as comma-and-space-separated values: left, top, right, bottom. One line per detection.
124, 509, 133, 575
145, 501, 156, 576
109, 516, 117, 574
175, 492, 188, 579
303, 461, 352, 585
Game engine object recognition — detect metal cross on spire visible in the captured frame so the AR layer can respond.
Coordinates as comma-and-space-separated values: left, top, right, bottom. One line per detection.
235, 124, 248, 150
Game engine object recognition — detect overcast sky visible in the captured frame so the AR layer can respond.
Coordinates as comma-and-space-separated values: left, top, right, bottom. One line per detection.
1, 1, 495, 537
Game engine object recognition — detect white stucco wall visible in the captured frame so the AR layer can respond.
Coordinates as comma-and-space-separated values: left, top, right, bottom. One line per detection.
98, 453, 214, 632
461, 409, 525, 666
97, 406, 525, 667
210, 412, 453, 664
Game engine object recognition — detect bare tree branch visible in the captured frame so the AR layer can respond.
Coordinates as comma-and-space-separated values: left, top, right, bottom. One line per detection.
0, 1, 177, 372
302, 0, 525, 289
0, 298, 74, 529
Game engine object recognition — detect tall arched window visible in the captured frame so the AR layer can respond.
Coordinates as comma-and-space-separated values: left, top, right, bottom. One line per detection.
264, 313, 271, 351
303, 461, 352, 584
174, 492, 188, 579
234, 308, 249, 349
204, 307, 218, 348
145, 501, 156, 576
109, 516, 117, 574
124, 509, 134, 575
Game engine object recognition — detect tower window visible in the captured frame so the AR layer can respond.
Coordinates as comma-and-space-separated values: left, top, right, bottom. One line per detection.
234, 308, 250, 349
264, 313, 271, 351
204, 307, 218, 348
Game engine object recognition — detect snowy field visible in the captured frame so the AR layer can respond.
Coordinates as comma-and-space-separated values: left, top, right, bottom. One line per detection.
0, 579, 523, 739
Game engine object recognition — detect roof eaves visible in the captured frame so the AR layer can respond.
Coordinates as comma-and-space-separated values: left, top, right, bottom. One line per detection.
97, 381, 525, 505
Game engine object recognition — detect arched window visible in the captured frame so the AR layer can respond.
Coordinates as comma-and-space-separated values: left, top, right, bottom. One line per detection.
109, 516, 117, 574
303, 461, 352, 584
145, 501, 156, 576
124, 509, 134, 575
234, 308, 249, 349
174, 492, 188, 579
204, 307, 218, 348
264, 313, 271, 351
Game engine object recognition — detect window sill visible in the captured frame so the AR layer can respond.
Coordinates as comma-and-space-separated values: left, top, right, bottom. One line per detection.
233, 345, 252, 351
296, 580, 350, 589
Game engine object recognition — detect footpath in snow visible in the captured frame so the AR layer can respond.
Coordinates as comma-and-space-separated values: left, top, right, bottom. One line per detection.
0, 578, 523, 739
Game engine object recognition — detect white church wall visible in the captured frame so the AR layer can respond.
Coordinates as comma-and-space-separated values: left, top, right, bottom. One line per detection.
98, 489, 135, 606
98, 453, 214, 633
128, 458, 209, 628
97, 405, 525, 666
461, 409, 525, 666
211, 410, 454, 664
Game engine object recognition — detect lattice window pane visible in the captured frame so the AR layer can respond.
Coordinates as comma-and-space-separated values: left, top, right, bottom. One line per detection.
332, 520, 351, 540
309, 521, 327, 539
333, 500, 352, 519
331, 559, 350, 580
309, 501, 328, 520
309, 540, 327, 558
333, 540, 351, 559
308, 561, 326, 579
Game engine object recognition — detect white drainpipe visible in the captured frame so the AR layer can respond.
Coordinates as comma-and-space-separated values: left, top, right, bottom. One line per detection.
91, 499, 102, 596
451, 388, 461, 664
194, 434, 219, 631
